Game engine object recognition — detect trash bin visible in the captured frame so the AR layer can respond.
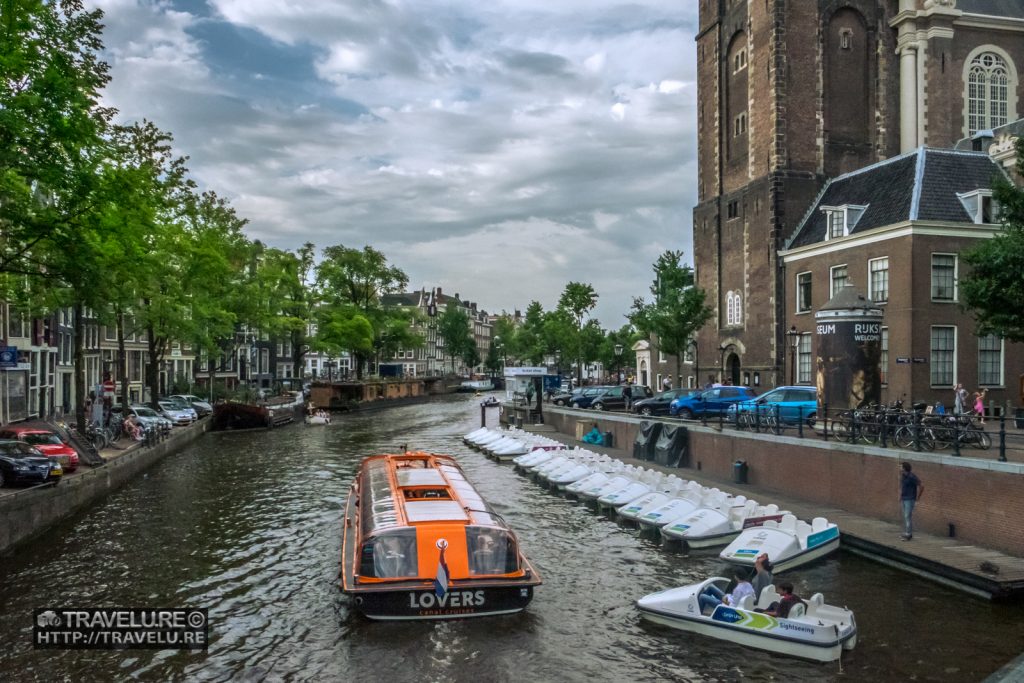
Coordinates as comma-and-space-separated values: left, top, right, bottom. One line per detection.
603, 431, 614, 448
733, 460, 749, 485
1016, 408, 1024, 429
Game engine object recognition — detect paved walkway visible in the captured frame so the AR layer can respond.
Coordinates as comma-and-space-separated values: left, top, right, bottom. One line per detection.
524, 423, 1024, 600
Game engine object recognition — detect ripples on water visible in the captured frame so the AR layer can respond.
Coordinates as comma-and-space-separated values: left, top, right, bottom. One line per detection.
0, 394, 1021, 682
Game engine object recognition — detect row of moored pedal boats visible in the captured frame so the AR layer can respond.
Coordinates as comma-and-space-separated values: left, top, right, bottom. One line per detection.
463, 426, 856, 663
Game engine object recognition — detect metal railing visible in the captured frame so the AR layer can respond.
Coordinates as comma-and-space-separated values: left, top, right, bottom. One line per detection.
556, 400, 1021, 462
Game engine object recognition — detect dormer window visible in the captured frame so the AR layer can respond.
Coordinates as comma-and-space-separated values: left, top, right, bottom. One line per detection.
821, 204, 867, 240
957, 190, 998, 224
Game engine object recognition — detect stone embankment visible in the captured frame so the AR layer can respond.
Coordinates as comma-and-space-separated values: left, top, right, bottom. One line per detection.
0, 420, 209, 554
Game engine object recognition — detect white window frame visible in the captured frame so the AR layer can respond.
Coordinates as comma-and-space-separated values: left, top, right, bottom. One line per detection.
830, 264, 849, 298
797, 334, 812, 384
964, 47, 1018, 137
822, 204, 867, 240
931, 253, 958, 303
956, 190, 998, 224
930, 326, 956, 388
868, 257, 889, 304
977, 334, 1004, 387
796, 271, 812, 313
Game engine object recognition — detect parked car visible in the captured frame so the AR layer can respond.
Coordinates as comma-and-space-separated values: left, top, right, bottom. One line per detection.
727, 386, 818, 426
110, 405, 173, 431
589, 384, 654, 411
569, 387, 607, 409
0, 440, 62, 487
669, 385, 757, 418
549, 389, 582, 406
632, 388, 702, 416
0, 427, 79, 472
168, 394, 213, 417
157, 400, 196, 426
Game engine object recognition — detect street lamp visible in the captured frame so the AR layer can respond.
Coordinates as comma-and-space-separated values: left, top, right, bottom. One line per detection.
614, 343, 624, 383
786, 325, 801, 385
687, 338, 699, 389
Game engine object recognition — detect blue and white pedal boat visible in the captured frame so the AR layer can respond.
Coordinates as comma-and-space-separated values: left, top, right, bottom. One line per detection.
636, 577, 857, 663
719, 514, 840, 573
661, 501, 787, 549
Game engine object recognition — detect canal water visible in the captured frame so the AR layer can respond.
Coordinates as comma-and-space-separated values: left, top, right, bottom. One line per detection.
1, 394, 1021, 682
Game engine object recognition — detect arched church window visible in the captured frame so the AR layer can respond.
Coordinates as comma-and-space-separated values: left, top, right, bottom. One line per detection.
967, 52, 1011, 135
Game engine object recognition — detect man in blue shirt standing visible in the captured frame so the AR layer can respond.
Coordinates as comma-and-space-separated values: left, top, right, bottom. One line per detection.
900, 462, 924, 540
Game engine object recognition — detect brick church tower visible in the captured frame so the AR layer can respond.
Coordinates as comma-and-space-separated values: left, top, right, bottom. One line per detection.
690, 0, 1023, 388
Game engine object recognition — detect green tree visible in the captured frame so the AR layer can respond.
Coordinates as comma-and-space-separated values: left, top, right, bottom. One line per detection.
437, 302, 472, 375
629, 250, 713, 386
557, 282, 599, 385
314, 245, 409, 378
961, 139, 1024, 342
484, 340, 502, 377
516, 302, 547, 365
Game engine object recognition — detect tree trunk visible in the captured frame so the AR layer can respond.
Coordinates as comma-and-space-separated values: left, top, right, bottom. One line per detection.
73, 303, 87, 433
117, 310, 128, 408
146, 323, 162, 408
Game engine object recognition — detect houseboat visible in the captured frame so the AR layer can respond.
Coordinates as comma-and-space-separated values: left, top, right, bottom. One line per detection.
340, 451, 541, 620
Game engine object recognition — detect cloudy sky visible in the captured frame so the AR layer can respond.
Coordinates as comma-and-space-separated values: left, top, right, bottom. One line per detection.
90, 0, 700, 326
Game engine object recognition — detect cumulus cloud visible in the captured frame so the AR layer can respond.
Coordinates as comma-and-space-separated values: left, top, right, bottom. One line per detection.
88, 0, 699, 324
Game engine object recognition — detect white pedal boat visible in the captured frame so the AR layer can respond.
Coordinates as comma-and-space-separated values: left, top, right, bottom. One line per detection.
462, 427, 491, 444
720, 514, 840, 573
563, 463, 626, 497
637, 488, 717, 531
617, 478, 694, 523
305, 414, 331, 425
513, 449, 559, 472
661, 501, 786, 548
535, 452, 592, 482
576, 467, 643, 502
597, 470, 663, 510
549, 462, 598, 489
636, 577, 857, 663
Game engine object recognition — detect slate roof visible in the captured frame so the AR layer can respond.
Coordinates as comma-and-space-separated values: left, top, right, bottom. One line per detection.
958, 0, 1024, 20
786, 148, 1007, 250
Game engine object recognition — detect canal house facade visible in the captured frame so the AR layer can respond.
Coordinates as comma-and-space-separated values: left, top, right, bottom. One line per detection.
780, 146, 1024, 410
691, 0, 1024, 407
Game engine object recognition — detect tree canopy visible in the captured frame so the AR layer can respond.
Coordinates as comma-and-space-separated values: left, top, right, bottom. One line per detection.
961, 138, 1024, 343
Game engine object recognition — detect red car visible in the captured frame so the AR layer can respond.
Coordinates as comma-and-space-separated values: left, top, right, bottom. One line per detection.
0, 427, 79, 472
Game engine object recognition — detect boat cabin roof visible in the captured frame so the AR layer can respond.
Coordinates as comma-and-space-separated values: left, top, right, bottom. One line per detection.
359, 452, 499, 536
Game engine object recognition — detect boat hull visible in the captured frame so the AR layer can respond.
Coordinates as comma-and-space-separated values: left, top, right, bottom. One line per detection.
637, 605, 852, 663
351, 584, 537, 621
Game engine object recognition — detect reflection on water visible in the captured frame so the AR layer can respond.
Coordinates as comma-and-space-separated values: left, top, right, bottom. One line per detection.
0, 394, 1021, 682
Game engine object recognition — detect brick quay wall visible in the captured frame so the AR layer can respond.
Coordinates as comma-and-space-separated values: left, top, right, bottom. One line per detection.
0, 421, 210, 555
540, 409, 1024, 557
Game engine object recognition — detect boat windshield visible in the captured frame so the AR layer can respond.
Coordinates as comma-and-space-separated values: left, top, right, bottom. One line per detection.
363, 530, 418, 579
466, 526, 519, 575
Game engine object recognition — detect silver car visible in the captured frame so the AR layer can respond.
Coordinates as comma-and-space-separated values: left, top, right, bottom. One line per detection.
157, 400, 196, 426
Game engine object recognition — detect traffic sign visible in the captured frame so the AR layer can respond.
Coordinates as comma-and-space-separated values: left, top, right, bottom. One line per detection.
103, 379, 116, 397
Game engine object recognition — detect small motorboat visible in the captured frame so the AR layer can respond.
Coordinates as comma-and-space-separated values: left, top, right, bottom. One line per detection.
480, 396, 500, 408
635, 577, 857, 663
719, 514, 840, 573
661, 501, 786, 548
305, 413, 331, 425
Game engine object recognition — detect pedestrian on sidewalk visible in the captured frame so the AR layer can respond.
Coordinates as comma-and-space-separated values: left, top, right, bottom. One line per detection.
953, 383, 967, 415
623, 383, 633, 411
899, 462, 924, 540
973, 388, 987, 424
